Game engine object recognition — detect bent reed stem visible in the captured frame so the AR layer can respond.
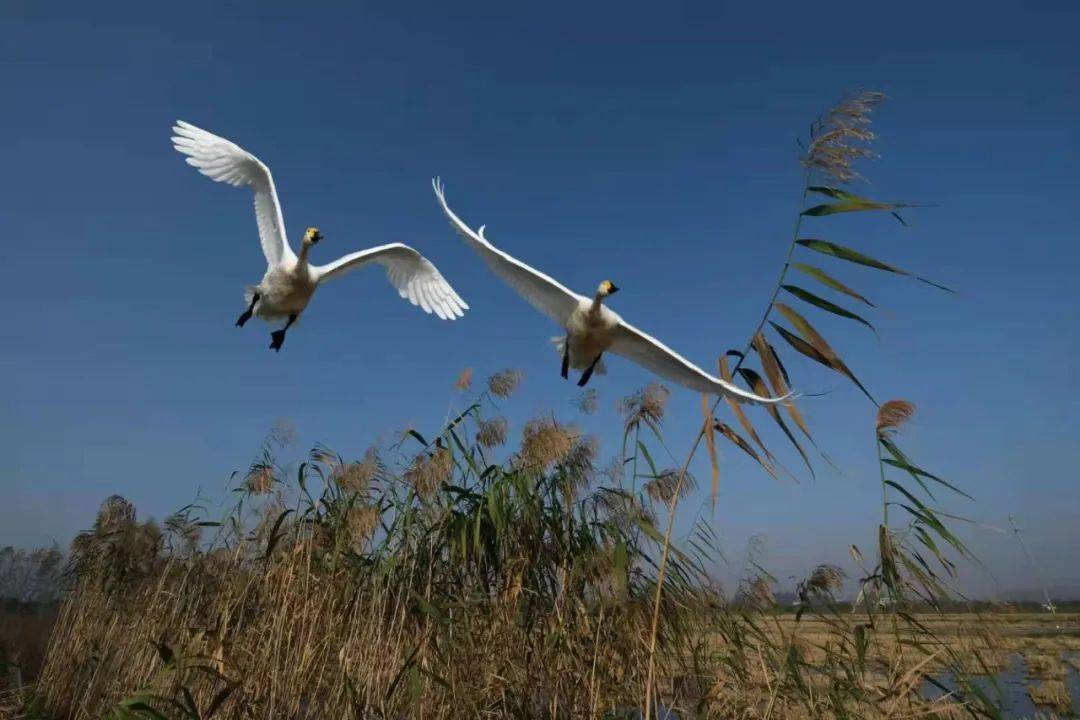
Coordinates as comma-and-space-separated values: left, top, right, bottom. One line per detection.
643, 170, 812, 720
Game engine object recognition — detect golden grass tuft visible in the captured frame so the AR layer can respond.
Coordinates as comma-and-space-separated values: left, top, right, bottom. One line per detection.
519, 416, 578, 472
404, 445, 453, 498
644, 469, 697, 505
1028, 677, 1072, 712
876, 399, 916, 436
620, 383, 670, 431
476, 416, 509, 449
486, 368, 523, 398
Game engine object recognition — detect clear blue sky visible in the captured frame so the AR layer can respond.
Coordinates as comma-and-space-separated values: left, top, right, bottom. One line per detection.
2, 0, 1077, 597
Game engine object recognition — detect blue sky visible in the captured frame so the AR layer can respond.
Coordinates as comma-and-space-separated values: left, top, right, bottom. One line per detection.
2, 0, 1077, 596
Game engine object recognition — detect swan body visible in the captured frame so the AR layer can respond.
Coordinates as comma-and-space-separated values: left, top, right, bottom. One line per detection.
171, 121, 468, 351
432, 178, 792, 406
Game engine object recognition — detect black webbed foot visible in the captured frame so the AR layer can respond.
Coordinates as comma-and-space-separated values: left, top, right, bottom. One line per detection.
561, 340, 570, 380
237, 293, 260, 328
578, 354, 602, 387
269, 330, 287, 352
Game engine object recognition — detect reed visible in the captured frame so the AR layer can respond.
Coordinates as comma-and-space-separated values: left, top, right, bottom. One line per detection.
23, 93, 1000, 720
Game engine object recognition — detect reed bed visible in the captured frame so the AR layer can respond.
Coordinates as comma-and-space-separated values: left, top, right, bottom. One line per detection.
27, 375, 994, 719
17, 92, 1013, 719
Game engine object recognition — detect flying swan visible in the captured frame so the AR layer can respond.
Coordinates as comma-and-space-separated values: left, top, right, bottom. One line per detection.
432, 179, 791, 406
171, 121, 468, 351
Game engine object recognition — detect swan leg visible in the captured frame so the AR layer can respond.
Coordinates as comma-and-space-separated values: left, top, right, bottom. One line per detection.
236, 293, 260, 328
269, 314, 297, 352
577, 353, 603, 387
560, 338, 570, 379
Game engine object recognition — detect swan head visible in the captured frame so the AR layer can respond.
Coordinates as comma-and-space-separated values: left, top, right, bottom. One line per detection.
596, 280, 620, 298
302, 227, 323, 246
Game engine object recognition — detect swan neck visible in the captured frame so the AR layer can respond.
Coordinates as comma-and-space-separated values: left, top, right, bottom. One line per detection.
297, 242, 312, 267
589, 293, 605, 314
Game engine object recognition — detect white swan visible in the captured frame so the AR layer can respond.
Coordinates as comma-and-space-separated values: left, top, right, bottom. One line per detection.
432, 179, 792, 406
171, 121, 468, 351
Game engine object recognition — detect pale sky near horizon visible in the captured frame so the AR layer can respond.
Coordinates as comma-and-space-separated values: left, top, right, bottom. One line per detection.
2, 0, 1078, 597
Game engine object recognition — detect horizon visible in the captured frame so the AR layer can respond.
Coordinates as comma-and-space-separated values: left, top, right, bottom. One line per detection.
2, 0, 1078, 601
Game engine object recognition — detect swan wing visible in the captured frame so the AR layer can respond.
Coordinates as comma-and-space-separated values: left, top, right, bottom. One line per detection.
171, 121, 296, 267
312, 243, 468, 320
609, 322, 794, 406
432, 178, 584, 325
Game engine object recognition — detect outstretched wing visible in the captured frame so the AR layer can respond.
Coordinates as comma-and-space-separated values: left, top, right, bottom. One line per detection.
312, 243, 468, 320
171, 121, 295, 268
432, 178, 584, 325
609, 322, 795, 406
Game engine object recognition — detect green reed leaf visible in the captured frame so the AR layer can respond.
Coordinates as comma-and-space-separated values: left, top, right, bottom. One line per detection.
803, 187, 923, 222
790, 262, 874, 306
782, 284, 876, 334
797, 239, 953, 292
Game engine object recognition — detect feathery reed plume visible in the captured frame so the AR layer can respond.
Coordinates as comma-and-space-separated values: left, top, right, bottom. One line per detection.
802, 90, 886, 183
519, 416, 577, 472
876, 399, 915, 437
799, 564, 845, 599
244, 464, 275, 495
736, 575, 776, 609
644, 469, 697, 506
268, 418, 297, 448
560, 435, 599, 491
345, 504, 381, 545
334, 448, 380, 494
619, 383, 670, 431
454, 367, 473, 391
486, 368, 523, 398
96, 495, 136, 531
404, 446, 452, 498
574, 388, 599, 415
476, 416, 509, 449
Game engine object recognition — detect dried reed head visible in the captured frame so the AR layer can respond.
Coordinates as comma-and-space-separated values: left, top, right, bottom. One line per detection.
519, 416, 577, 472
876, 400, 915, 437
476, 416, 509, 449
454, 367, 473, 392
345, 504, 381, 545
96, 495, 136, 532
486, 368, 523, 398
335, 448, 380, 494
244, 463, 275, 495
803, 90, 886, 183
620, 383, 670, 431
644, 469, 697, 506
405, 446, 453, 499
574, 388, 599, 415
800, 564, 845, 598
561, 435, 599, 492
748, 576, 776, 607
268, 419, 297, 448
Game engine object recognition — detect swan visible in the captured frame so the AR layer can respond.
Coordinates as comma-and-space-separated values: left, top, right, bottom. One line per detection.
431, 179, 792, 406
171, 121, 468, 351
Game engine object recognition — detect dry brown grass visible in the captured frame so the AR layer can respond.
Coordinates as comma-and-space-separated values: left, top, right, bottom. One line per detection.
1027, 677, 1072, 713
1024, 651, 1067, 680
30, 403, 997, 720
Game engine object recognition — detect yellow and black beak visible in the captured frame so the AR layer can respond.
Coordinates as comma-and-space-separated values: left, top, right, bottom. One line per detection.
311, 230, 323, 244
607, 283, 620, 294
